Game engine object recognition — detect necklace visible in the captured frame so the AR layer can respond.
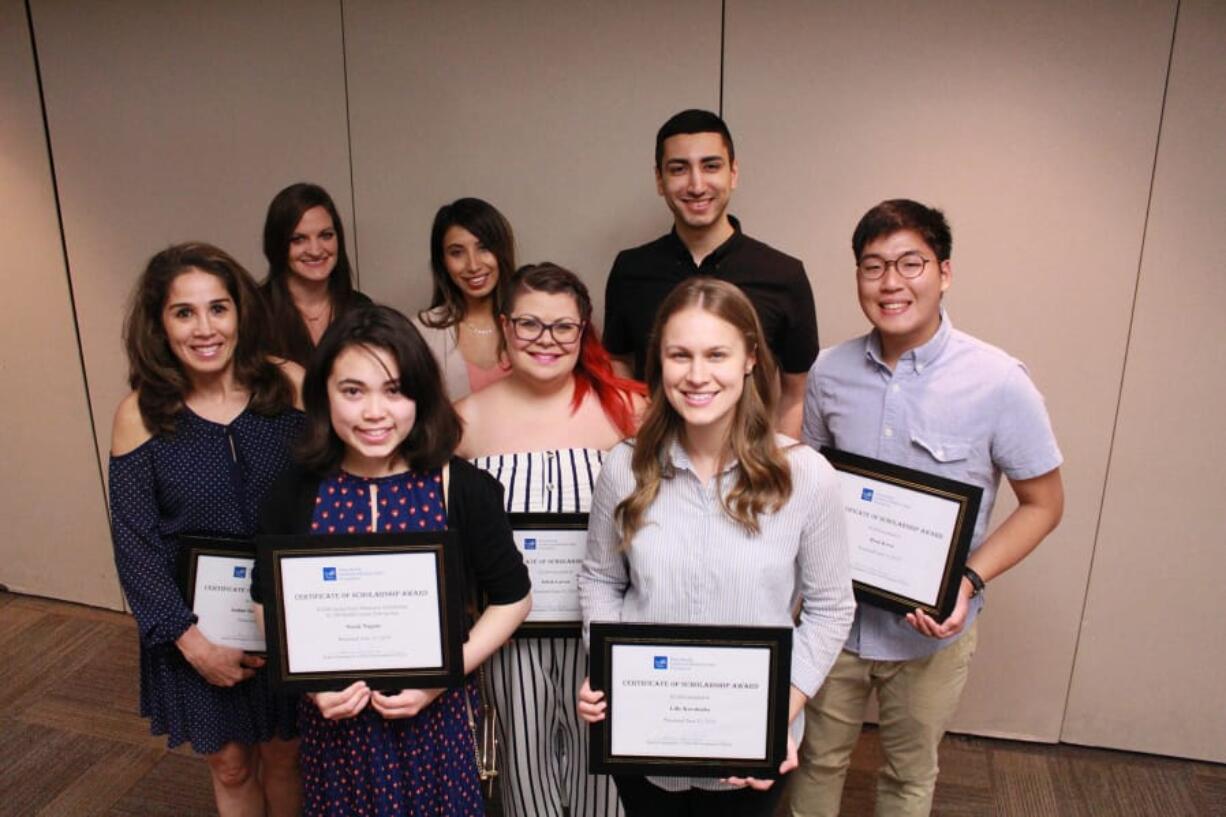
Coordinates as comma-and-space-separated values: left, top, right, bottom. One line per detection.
300, 301, 332, 324
463, 320, 496, 336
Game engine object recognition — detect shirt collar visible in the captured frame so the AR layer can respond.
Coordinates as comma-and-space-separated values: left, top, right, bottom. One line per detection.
666, 214, 744, 266
663, 433, 740, 478
865, 307, 953, 374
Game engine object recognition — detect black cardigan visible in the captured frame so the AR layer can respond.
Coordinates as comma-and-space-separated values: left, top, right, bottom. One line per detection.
252, 458, 530, 612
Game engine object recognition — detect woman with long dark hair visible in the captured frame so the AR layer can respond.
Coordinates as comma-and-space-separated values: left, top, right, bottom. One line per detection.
109, 242, 303, 815
576, 278, 855, 817
457, 263, 645, 817
261, 182, 370, 365
414, 197, 516, 400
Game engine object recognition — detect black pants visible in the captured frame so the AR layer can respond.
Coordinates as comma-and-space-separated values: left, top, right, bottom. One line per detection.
613, 775, 785, 817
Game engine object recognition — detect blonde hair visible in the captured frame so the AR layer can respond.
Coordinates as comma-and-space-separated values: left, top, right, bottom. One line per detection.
615, 278, 791, 548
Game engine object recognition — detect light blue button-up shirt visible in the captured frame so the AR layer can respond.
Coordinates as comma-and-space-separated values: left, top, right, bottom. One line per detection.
803, 311, 1062, 661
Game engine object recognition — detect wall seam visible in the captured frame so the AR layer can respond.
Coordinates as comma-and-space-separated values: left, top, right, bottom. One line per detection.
340, 0, 361, 284
1059, 0, 1182, 741
23, 0, 115, 603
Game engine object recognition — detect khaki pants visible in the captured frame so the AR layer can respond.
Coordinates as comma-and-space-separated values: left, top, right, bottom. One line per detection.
785, 621, 978, 817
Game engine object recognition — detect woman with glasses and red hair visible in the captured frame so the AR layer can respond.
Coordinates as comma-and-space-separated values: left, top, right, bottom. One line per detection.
456, 263, 645, 817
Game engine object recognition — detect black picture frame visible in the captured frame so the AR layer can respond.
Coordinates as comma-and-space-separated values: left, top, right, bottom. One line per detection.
821, 447, 983, 621
507, 512, 587, 638
589, 622, 792, 779
257, 532, 465, 692
176, 534, 264, 654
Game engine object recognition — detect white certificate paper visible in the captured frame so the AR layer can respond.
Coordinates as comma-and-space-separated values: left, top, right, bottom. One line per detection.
513, 528, 584, 623
834, 472, 961, 606
279, 552, 443, 673
610, 644, 771, 760
192, 554, 265, 652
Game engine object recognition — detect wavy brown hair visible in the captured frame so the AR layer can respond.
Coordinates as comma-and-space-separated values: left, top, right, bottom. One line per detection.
297, 304, 461, 475
123, 242, 294, 435
615, 278, 791, 548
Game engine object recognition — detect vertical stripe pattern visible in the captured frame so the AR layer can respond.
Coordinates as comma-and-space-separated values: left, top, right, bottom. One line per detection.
472, 449, 622, 817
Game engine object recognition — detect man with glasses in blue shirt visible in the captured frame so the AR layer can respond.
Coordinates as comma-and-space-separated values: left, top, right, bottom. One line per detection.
788, 199, 1065, 817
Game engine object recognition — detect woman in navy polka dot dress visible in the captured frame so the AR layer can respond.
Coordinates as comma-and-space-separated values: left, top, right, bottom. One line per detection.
257, 304, 531, 816
108, 243, 306, 816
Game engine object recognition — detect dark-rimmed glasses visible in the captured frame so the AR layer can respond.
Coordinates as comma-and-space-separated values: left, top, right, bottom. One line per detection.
856, 252, 930, 280
508, 316, 584, 344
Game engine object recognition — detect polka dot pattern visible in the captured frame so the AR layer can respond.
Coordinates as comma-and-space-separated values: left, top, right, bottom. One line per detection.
108, 407, 304, 754
300, 468, 484, 816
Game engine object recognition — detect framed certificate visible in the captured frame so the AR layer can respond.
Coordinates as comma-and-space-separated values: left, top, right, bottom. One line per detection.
176, 535, 264, 654
821, 447, 983, 620
508, 513, 586, 638
588, 622, 792, 778
257, 532, 465, 692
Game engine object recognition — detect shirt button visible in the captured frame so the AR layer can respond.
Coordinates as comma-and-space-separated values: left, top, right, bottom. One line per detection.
891, 384, 901, 393
916, 363, 925, 373
884, 427, 894, 438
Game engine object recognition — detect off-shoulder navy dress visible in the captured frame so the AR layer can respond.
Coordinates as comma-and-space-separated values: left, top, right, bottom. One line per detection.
108, 407, 303, 753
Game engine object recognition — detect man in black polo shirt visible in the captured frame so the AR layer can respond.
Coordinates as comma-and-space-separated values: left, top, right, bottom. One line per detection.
603, 109, 818, 437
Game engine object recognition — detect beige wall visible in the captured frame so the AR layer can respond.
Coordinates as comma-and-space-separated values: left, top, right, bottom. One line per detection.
1061, 0, 1226, 763
342, 0, 721, 313
30, 0, 355, 474
3, 0, 1222, 762
0, 0, 117, 606
724, 0, 1177, 742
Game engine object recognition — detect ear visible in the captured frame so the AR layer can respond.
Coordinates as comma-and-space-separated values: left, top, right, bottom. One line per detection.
938, 259, 952, 294
655, 164, 665, 197
729, 157, 739, 191
745, 346, 756, 376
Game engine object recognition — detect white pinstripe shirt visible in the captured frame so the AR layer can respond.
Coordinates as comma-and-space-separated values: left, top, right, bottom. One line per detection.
579, 436, 855, 790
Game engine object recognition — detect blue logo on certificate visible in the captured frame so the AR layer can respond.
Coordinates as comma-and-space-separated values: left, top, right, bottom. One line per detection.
323, 567, 337, 581
861, 488, 874, 502
233, 566, 247, 579
524, 538, 537, 550
653, 656, 668, 670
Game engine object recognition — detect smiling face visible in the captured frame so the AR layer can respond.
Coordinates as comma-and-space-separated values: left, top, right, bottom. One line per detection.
328, 344, 417, 476
161, 268, 238, 381
287, 205, 338, 284
443, 224, 499, 303
655, 131, 738, 233
660, 306, 754, 442
857, 228, 951, 366
502, 289, 583, 384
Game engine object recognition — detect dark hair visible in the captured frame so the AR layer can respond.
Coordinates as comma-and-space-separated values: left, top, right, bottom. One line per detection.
123, 242, 294, 435
260, 182, 358, 365
503, 263, 646, 437
852, 199, 952, 261
655, 109, 735, 171
297, 304, 461, 475
421, 197, 516, 329
616, 278, 789, 547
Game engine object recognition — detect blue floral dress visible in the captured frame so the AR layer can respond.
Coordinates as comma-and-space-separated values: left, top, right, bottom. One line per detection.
108, 408, 302, 753
299, 468, 485, 817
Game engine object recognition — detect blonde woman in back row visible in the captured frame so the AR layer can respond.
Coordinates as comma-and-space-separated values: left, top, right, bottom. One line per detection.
457, 263, 646, 817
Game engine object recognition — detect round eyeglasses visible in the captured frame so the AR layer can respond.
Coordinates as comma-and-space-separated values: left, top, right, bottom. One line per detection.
508, 316, 584, 344
856, 252, 930, 280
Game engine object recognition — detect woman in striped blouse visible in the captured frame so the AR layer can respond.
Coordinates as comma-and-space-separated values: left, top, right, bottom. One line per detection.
576, 278, 855, 817
456, 263, 646, 817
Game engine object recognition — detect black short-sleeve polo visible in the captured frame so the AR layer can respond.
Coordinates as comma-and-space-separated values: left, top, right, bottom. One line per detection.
602, 216, 819, 379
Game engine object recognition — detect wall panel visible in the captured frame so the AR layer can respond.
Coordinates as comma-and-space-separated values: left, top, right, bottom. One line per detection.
1062, 0, 1226, 763
30, 0, 354, 477
0, 0, 117, 606
724, 0, 1176, 741
343, 0, 721, 316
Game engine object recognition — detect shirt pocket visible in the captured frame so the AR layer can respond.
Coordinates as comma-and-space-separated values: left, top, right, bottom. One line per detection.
909, 431, 973, 479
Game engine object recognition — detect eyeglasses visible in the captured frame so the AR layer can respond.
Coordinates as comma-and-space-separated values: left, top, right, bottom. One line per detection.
508, 316, 584, 345
856, 252, 931, 280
